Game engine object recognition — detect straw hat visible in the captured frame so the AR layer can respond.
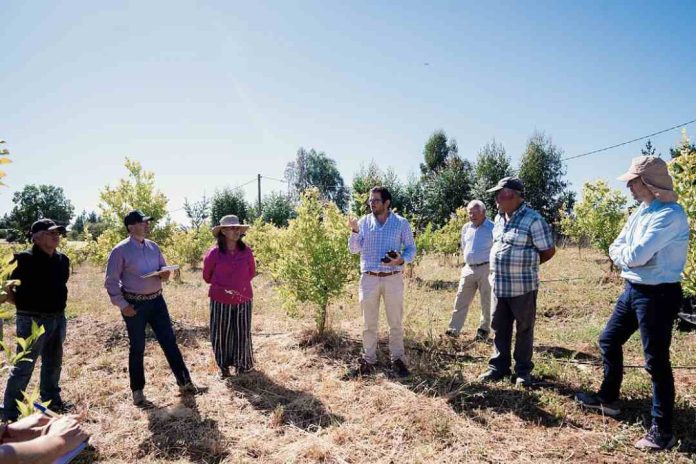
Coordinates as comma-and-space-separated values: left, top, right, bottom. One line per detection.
211, 215, 250, 236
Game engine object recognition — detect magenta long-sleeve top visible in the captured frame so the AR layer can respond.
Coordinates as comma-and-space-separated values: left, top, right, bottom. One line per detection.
202, 245, 256, 305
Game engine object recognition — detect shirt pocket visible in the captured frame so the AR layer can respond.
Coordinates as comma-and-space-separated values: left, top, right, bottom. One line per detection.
502, 227, 530, 247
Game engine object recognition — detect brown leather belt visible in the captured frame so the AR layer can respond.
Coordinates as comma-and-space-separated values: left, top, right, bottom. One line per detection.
123, 289, 162, 301
364, 271, 401, 277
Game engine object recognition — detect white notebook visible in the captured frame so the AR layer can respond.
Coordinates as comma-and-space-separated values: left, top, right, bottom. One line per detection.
140, 265, 179, 278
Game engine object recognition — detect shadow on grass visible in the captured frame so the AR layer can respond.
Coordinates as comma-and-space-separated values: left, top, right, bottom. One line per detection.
138, 394, 228, 464
102, 321, 208, 350
412, 277, 459, 291
536, 345, 600, 363
304, 329, 580, 428
226, 370, 344, 431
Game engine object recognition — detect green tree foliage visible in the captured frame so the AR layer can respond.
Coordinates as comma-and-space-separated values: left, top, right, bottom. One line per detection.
669, 130, 696, 296
350, 161, 407, 217
419, 155, 474, 228
671, 128, 696, 159
183, 194, 211, 230
244, 218, 283, 273
6, 185, 74, 242
265, 188, 358, 334
87, 158, 174, 265
162, 225, 214, 270
285, 147, 349, 211
470, 140, 515, 216
518, 132, 571, 229
210, 187, 251, 226
560, 180, 627, 259
260, 192, 295, 227
432, 207, 469, 255
420, 130, 457, 174
69, 210, 106, 240
641, 139, 657, 156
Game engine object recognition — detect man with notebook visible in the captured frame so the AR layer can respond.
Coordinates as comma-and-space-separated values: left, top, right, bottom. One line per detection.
104, 209, 198, 406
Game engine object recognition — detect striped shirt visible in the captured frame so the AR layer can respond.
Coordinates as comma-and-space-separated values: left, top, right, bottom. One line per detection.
348, 211, 417, 273
489, 203, 554, 298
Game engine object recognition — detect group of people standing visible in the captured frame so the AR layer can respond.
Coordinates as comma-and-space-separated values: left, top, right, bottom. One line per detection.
347, 155, 689, 451
0, 154, 689, 459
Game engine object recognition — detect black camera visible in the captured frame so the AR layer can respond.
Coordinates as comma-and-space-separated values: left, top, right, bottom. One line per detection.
381, 250, 399, 263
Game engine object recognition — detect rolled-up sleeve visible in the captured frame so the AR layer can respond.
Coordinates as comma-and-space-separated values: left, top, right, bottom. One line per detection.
400, 221, 417, 263
348, 220, 364, 254
104, 247, 128, 310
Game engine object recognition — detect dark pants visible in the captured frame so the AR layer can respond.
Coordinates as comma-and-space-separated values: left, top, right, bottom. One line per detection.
1, 314, 66, 421
598, 281, 681, 432
489, 290, 538, 376
122, 296, 191, 392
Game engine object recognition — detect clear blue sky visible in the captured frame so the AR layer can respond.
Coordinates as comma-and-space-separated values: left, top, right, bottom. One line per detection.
2, 0, 694, 224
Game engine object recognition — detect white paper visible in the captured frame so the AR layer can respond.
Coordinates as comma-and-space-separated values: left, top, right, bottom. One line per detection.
140, 265, 180, 278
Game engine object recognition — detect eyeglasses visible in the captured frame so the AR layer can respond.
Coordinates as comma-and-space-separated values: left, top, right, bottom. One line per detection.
367, 199, 383, 204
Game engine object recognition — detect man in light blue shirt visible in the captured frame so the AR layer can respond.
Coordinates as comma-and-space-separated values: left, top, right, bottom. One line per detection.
576, 156, 689, 451
348, 186, 416, 377
445, 200, 494, 340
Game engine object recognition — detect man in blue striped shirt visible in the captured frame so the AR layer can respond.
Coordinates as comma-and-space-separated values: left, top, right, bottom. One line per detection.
348, 186, 416, 377
576, 156, 689, 451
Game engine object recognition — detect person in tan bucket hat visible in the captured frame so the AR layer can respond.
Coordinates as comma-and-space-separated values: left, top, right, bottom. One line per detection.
616, 155, 678, 202
576, 155, 689, 451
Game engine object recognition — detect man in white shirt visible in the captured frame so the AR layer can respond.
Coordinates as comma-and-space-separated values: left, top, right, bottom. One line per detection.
445, 200, 494, 340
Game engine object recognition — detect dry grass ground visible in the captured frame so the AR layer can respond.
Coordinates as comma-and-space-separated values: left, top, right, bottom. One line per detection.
3, 248, 696, 463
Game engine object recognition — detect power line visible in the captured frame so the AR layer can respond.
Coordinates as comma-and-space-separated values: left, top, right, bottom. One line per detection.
562, 117, 696, 161
261, 175, 287, 183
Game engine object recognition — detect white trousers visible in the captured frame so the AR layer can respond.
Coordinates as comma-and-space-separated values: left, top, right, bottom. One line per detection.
447, 263, 492, 334
359, 273, 405, 364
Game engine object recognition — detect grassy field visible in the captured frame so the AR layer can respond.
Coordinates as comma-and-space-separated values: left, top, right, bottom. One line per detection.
3, 247, 696, 463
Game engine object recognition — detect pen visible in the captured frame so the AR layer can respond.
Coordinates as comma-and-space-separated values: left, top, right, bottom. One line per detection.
33, 401, 60, 418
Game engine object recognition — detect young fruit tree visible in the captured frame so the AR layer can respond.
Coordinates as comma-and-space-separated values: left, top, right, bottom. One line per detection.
560, 180, 627, 268
270, 188, 358, 334
669, 130, 696, 296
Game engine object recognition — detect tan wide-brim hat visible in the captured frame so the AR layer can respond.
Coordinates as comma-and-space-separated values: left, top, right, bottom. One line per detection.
617, 155, 678, 202
211, 215, 250, 237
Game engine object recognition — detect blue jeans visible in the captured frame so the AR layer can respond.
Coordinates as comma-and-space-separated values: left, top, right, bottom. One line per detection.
598, 281, 681, 432
1, 314, 66, 421
122, 296, 191, 392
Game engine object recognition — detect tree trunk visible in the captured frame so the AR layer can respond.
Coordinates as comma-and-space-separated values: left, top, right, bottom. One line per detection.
317, 304, 327, 335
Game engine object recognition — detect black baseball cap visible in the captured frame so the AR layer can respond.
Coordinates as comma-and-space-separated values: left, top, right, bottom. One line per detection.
31, 218, 67, 235
123, 210, 152, 227
487, 176, 525, 194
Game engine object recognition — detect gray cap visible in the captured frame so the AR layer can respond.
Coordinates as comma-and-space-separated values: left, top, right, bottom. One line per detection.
486, 176, 525, 193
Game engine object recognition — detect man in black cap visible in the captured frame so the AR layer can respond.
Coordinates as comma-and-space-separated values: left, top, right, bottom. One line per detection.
1, 219, 72, 421
477, 177, 555, 387
104, 210, 197, 406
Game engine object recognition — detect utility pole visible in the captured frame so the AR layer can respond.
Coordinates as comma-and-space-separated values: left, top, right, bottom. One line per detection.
257, 174, 262, 216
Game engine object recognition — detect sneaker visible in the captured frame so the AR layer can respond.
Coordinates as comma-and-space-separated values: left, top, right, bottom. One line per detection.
475, 328, 490, 341
47, 399, 74, 414
132, 390, 146, 406
344, 358, 375, 379
391, 359, 410, 378
444, 328, 459, 338
515, 374, 533, 387
179, 382, 202, 395
634, 424, 677, 451
477, 369, 509, 382
574, 392, 621, 417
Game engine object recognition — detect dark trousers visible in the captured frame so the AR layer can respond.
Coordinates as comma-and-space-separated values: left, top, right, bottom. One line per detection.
122, 296, 191, 391
598, 281, 681, 432
1, 314, 66, 421
489, 290, 538, 376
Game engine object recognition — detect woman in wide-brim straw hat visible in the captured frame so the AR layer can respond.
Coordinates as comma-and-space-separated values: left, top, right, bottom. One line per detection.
202, 215, 256, 378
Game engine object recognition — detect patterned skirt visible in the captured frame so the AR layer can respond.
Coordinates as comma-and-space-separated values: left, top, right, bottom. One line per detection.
209, 299, 254, 371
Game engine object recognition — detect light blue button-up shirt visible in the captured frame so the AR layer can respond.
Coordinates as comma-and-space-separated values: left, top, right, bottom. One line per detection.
348, 212, 416, 273
461, 219, 494, 265
609, 200, 689, 285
